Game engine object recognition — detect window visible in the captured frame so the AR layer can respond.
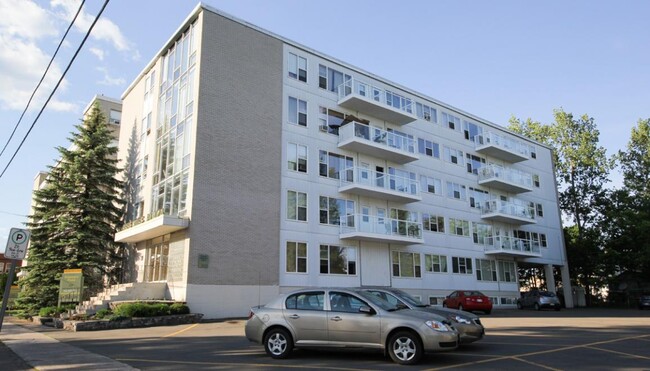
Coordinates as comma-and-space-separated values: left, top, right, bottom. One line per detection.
386, 91, 413, 113
318, 64, 351, 93
329, 292, 366, 312
429, 297, 445, 306
452, 256, 473, 274
446, 182, 467, 200
288, 97, 307, 126
388, 167, 417, 194
421, 176, 442, 195
442, 112, 461, 131
472, 222, 492, 244
418, 138, 440, 158
424, 254, 447, 273
536, 203, 544, 217
320, 245, 356, 275
390, 208, 421, 238
319, 196, 355, 226
318, 106, 345, 135
109, 110, 121, 125
287, 143, 307, 173
466, 154, 486, 174
463, 120, 482, 142
286, 241, 307, 273
500, 297, 518, 305
422, 213, 445, 233
288, 52, 307, 82
449, 218, 470, 237
319, 150, 353, 180
530, 145, 537, 159
444, 146, 464, 166
540, 234, 547, 247
286, 291, 324, 310
416, 102, 437, 122
469, 187, 489, 209
476, 259, 497, 281
533, 174, 540, 188
287, 190, 307, 221
392, 251, 421, 278
498, 261, 517, 282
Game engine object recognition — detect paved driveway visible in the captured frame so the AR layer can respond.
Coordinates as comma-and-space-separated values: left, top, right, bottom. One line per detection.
16, 308, 650, 370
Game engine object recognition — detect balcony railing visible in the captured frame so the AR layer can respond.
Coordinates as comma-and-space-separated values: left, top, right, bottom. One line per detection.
474, 131, 530, 163
477, 165, 533, 193
337, 78, 417, 124
339, 167, 421, 203
340, 213, 424, 244
115, 210, 189, 243
481, 199, 536, 225
338, 122, 418, 164
483, 235, 542, 257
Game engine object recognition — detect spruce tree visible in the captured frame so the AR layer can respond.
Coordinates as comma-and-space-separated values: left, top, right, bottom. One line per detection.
19, 103, 124, 310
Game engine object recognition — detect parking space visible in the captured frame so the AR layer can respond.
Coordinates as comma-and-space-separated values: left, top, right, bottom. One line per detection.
13, 308, 650, 370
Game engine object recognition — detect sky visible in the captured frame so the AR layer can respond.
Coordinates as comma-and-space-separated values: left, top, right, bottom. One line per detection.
0, 0, 649, 249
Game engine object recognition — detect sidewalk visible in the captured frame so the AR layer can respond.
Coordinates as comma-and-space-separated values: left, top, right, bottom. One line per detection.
0, 320, 136, 370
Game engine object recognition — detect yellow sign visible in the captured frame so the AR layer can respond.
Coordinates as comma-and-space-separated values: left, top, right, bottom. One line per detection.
58, 269, 84, 306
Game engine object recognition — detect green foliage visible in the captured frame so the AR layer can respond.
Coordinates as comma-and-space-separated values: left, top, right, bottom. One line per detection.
94, 308, 112, 319
108, 315, 130, 322
18, 103, 125, 311
169, 303, 190, 315
38, 306, 59, 317
112, 302, 190, 317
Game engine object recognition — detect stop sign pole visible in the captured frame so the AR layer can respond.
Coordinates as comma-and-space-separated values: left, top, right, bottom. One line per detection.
0, 228, 30, 332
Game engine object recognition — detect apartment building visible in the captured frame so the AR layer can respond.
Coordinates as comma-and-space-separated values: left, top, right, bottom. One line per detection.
115, 4, 573, 318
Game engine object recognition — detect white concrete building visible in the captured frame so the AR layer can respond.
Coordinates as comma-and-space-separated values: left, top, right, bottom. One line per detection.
115, 4, 573, 319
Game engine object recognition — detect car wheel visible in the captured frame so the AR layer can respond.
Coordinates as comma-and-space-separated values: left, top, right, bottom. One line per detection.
534, 303, 540, 311
264, 328, 293, 359
458, 304, 464, 311
517, 301, 523, 310
388, 331, 423, 365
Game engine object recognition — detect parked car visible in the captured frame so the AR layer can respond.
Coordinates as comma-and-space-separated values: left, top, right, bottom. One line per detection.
517, 290, 561, 311
639, 295, 650, 310
362, 287, 485, 344
245, 287, 459, 365
443, 290, 493, 314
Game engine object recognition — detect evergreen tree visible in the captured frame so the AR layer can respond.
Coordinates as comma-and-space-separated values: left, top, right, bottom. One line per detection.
19, 104, 124, 310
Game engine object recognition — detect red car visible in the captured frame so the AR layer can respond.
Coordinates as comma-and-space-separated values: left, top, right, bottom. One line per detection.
443, 290, 492, 314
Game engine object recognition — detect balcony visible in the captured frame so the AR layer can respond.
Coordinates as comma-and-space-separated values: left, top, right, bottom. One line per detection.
483, 235, 542, 257
115, 212, 189, 243
340, 214, 424, 245
474, 132, 530, 163
338, 122, 418, 164
337, 78, 417, 125
477, 165, 533, 194
481, 199, 537, 225
339, 167, 421, 203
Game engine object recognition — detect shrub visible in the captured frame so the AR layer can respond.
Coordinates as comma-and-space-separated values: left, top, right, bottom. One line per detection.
169, 303, 190, 315
108, 315, 130, 322
94, 308, 112, 319
39, 306, 59, 317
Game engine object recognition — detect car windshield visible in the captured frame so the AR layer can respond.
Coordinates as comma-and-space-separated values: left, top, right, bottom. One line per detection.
392, 290, 426, 307
356, 290, 399, 311
463, 291, 485, 297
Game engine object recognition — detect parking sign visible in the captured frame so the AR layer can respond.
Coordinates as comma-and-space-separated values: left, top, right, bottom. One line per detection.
4, 228, 30, 260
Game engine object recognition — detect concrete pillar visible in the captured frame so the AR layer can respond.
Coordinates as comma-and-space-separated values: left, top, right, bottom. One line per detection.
544, 264, 556, 292
560, 265, 574, 308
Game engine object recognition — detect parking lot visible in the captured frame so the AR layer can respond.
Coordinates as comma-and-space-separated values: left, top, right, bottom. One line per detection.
11, 308, 650, 370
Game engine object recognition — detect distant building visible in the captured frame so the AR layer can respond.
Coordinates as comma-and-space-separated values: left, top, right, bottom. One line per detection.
115, 4, 573, 318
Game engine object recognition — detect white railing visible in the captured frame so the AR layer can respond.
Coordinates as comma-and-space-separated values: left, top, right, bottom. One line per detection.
484, 235, 541, 255
478, 165, 533, 188
340, 167, 419, 196
338, 77, 414, 115
474, 131, 530, 157
340, 214, 423, 239
482, 199, 535, 221
339, 122, 416, 154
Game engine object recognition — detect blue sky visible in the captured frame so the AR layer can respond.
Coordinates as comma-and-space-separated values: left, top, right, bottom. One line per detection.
1, 0, 649, 248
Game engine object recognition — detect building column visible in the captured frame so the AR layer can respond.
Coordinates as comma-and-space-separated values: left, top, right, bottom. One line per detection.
544, 264, 556, 293
560, 265, 574, 308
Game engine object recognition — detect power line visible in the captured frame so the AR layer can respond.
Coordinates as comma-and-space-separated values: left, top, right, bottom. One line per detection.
0, 0, 86, 160
0, 0, 111, 180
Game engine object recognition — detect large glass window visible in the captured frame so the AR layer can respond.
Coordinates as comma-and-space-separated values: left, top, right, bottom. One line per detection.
287, 143, 307, 173
472, 222, 492, 245
469, 187, 489, 209
446, 182, 467, 200
319, 64, 351, 93
466, 154, 486, 174
442, 112, 461, 131
421, 175, 442, 195
319, 150, 353, 179
422, 213, 444, 233
476, 259, 497, 281
392, 251, 421, 278
452, 256, 473, 274
286, 241, 307, 273
144, 235, 170, 282
320, 245, 356, 275
444, 146, 464, 166
318, 106, 345, 135
463, 120, 483, 142
416, 102, 437, 123
424, 254, 447, 273
449, 218, 470, 237
498, 261, 517, 282
319, 196, 355, 226
287, 190, 307, 221
288, 52, 307, 82
418, 138, 440, 158
288, 97, 307, 127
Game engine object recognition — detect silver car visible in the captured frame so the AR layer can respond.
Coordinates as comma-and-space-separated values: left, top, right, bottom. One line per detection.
245, 287, 459, 365
517, 290, 561, 311
362, 287, 485, 344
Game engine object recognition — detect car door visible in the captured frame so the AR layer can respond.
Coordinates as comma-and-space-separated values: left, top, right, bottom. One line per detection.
327, 291, 382, 347
447, 291, 459, 308
283, 291, 328, 345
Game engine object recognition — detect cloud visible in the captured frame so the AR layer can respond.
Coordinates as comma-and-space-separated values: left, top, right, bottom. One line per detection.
0, 0, 58, 40
48, 99, 78, 112
96, 67, 125, 86
89, 47, 105, 60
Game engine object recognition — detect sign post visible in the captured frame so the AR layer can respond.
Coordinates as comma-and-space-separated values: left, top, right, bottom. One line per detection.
0, 228, 31, 332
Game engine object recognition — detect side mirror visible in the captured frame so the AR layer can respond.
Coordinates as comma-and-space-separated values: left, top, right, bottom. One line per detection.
359, 306, 376, 315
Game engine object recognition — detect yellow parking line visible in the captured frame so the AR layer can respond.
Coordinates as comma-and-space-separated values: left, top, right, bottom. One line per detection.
162, 323, 199, 338
586, 346, 650, 360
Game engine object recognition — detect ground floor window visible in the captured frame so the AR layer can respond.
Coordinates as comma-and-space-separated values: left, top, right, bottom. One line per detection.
144, 235, 170, 282
392, 251, 421, 278
286, 241, 307, 273
320, 245, 356, 275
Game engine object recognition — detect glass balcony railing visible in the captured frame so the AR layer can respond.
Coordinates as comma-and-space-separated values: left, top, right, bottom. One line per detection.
338, 122, 417, 163
477, 165, 533, 193
481, 199, 536, 224
474, 131, 530, 162
340, 213, 423, 243
337, 78, 416, 124
339, 167, 420, 202
483, 235, 541, 256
